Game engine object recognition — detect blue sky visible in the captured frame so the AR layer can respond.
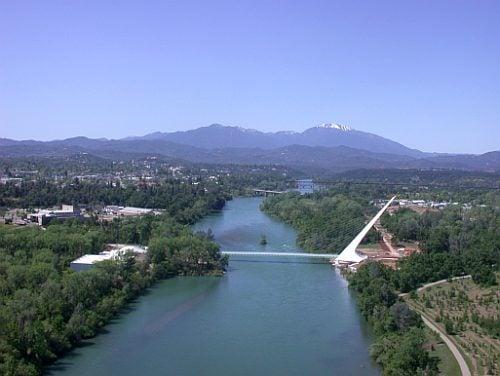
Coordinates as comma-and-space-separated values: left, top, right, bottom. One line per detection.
1, 1, 499, 153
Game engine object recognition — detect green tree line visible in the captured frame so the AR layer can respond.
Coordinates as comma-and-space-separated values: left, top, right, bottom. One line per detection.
261, 191, 379, 253
0, 182, 228, 375
0, 179, 227, 225
381, 205, 499, 290
349, 262, 439, 375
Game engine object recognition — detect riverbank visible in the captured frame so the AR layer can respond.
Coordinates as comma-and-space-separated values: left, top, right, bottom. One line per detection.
260, 192, 376, 254
48, 197, 380, 376
348, 262, 441, 374
0, 185, 228, 376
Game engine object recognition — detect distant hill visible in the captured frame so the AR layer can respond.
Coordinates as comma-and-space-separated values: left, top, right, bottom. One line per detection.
1, 124, 498, 173
406, 151, 500, 171
200, 145, 414, 172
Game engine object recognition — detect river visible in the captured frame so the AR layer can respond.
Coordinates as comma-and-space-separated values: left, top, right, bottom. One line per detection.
48, 197, 379, 375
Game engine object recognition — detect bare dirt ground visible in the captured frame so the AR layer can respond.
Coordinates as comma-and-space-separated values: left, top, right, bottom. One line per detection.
357, 220, 421, 269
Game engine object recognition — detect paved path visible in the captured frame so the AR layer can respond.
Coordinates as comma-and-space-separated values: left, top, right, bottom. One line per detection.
420, 312, 471, 376
399, 275, 471, 297
401, 275, 472, 376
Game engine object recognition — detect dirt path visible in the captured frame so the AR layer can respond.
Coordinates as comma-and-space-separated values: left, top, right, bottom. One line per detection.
374, 222, 399, 257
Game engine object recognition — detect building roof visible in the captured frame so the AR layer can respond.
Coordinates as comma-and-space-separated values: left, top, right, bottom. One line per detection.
70, 254, 111, 265
120, 207, 153, 214
108, 244, 148, 254
70, 244, 148, 266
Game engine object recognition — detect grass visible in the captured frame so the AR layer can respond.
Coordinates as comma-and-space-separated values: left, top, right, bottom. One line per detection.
425, 328, 461, 376
406, 274, 500, 376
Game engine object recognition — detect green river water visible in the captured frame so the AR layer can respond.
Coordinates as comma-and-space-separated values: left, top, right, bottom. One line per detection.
48, 197, 379, 375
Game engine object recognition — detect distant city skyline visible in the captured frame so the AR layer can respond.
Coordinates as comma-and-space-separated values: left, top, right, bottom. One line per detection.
1, 1, 499, 153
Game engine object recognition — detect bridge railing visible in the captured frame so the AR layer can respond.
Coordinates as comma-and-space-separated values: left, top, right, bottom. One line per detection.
220, 251, 337, 258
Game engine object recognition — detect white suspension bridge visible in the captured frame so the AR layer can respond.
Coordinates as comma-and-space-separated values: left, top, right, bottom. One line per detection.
221, 251, 337, 259
220, 196, 396, 265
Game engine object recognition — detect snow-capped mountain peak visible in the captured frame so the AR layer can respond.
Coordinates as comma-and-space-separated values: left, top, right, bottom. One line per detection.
317, 123, 352, 131
238, 126, 261, 134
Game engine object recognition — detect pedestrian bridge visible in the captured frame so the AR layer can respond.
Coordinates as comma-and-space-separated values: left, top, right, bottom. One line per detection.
221, 251, 337, 259
222, 195, 396, 265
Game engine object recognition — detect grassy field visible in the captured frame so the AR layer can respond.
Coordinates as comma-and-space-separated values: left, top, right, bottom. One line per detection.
424, 329, 461, 376
406, 276, 499, 376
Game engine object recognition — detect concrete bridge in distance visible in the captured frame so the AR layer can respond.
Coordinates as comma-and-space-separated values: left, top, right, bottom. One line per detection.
220, 251, 337, 259
251, 189, 286, 197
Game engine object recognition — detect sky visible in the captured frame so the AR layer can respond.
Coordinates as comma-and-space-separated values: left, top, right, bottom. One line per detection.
1, 1, 499, 153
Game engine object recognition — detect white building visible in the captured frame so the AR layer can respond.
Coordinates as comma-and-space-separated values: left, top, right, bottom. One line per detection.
103, 205, 161, 217
70, 244, 147, 272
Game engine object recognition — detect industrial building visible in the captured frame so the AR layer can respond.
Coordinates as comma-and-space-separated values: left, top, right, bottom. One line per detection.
29, 205, 82, 226
103, 205, 161, 217
70, 244, 147, 272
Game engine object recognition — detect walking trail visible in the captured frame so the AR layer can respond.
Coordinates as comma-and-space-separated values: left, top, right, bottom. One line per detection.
400, 276, 472, 376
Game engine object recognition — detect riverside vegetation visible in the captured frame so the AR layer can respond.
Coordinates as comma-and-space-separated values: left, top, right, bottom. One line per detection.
1, 168, 498, 375
261, 190, 380, 253
0, 180, 228, 375
262, 187, 499, 375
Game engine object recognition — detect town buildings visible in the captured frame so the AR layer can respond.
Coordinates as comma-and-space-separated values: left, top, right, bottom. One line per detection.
28, 205, 82, 226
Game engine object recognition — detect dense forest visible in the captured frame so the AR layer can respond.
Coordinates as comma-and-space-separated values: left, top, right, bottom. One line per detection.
381, 205, 499, 289
0, 182, 228, 375
349, 262, 439, 375
261, 190, 379, 253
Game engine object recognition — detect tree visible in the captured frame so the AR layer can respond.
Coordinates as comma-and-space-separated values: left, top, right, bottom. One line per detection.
390, 302, 421, 332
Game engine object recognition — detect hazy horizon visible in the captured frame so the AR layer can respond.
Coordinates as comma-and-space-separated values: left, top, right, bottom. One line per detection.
1, 1, 499, 153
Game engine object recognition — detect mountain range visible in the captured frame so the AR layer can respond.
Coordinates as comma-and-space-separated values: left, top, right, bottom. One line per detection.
126, 123, 425, 157
1, 124, 499, 173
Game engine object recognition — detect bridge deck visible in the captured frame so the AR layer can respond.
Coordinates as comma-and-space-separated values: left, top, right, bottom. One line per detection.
221, 251, 337, 258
